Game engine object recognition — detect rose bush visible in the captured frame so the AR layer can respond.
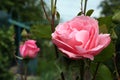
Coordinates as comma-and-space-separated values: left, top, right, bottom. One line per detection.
20, 40, 40, 58
52, 15, 111, 60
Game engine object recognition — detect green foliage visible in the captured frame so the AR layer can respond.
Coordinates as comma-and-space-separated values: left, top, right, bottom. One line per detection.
112, 11, 120, 23
30, 24, 52, 39
56, 11, 60, 22
94, 43, 114, 62
1, 0, 120, 80
99, 0, 120, 16
0, 0, 48, 22
29, 24, 60, 79
77, 9, 94, 16
86, 9, 94, 16
0, 56, 13, 80
94, 16, 114, 62
98, 16, 113, 33
36, 40, 60, 80
0, 26, 14, 80
90, 63, 113, 80
77, 11, 83, 16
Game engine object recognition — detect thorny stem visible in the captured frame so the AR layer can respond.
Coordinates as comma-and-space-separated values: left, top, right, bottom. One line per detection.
61, 72, 65, 80
55, 0, 57, 6
75, 76, 79, 80
81, 0, 83, 14
84, 0, 88, 15
13, 50, 24, 80
24, 65, 27, 80
79, 0, 88, 80
79, 1, 89, 80
51, 0, 59, 58
113, 53, 120, 80
41, 0, 59, 58
80, 60, 85, 80
51, 9, 59, 59
41, 0, 51, 23
112, 40, 120, 80
92, 62, 100, 80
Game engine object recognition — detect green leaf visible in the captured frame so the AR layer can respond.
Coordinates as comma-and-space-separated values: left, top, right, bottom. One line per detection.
99, 24, 108, 33
5, 1, 14, 6
86, 9, 94, 16
15, 56, 23, 60
98, 16, 112, 26
54, 62, 62, 73
77, 11, 83, 16
97, 16, 113, 32
111, 29, 118, 40
21, 29, 28, 37
90, 63, 113, 80
114, 24, 120, 38
94, 43, 114, 62
114, 24, 120, 51
112, 11, 120, 24
31, 24, 52, 39
56, 11, 60, 22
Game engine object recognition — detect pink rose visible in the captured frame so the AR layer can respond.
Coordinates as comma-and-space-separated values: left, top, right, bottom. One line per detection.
20, 40, 40, 58
52, 15, 111, 60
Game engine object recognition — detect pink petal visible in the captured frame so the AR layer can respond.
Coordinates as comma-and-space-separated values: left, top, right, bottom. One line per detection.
26, 40, 36, 44
52, 38, 77, 54
88, 45, 104, 56
98, 34, 111, 47
75, 30, 89, 46
84, 28, 98, 49
20, 44, 27, 57
68, 21, 83, 30
26, 40, 36, 46
75, 46, 87, 54
58, 48, 80, 58
83, 54, 94, 60
75, 46, 94, 60
88, 34, 111, 56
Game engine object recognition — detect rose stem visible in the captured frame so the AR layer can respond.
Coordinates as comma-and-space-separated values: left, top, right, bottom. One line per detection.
81, 0, 83, 14
51, 0, 59, 58
92, 62, 100, 80
113, 53, 119, 80
41, 0, 51, 23
75, 76, 79, 80
41, 0, 59, 58
84, 0, 88, 15
52, 1, 65, 79
80, 60, 85, 80
12, 48, 24, 80
112, 40, 120, 80
24, 65, 27, 80
61, 72, 65, 80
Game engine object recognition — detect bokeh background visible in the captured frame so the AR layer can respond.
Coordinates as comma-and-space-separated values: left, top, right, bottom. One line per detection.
0, 0, 120, 80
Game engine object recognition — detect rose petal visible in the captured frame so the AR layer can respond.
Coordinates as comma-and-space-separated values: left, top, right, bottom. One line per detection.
98, 34, 111, 47
88, 33, 111, 56
58, 48, 80, 58
52, 38, 77, 54
20, 44, 27, 58
84, 27, 98, 49
83, 54, 94, 60
75, 30, 89, 46
75, 46, 87, 54
26, 40, 36, 44
88, 45, 104, 56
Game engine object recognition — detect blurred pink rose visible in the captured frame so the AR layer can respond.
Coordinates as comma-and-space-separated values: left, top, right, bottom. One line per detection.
20, 40, 40, 58
52, 15, 111, 60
